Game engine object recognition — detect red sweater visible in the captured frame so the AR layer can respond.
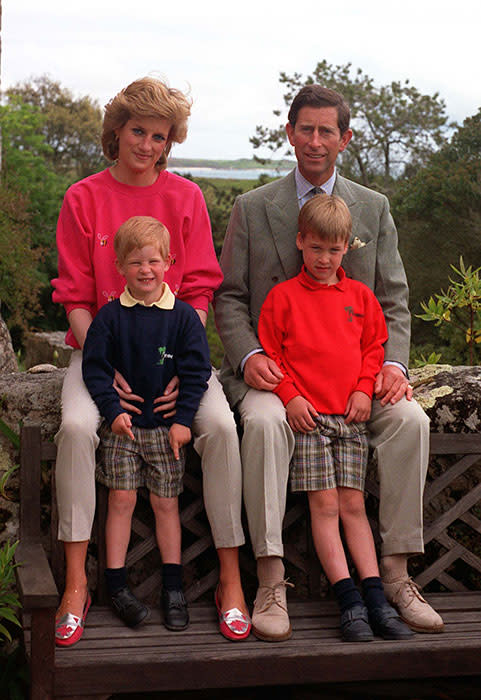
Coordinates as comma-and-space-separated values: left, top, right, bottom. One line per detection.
258, 266, 388, 415
52, 168, 223, 348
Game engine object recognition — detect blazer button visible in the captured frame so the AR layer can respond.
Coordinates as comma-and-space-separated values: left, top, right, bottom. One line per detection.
272, 276, 279, 282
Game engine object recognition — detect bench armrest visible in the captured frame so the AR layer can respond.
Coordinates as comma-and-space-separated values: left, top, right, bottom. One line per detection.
15, 542, 59, 609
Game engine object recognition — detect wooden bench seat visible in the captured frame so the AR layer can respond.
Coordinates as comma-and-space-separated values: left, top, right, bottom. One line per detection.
15, 424, 481, 699
18, 594, 481, 697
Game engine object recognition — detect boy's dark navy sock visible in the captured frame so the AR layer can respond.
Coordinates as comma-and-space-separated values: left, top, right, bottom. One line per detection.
332, 577, 364, 612
162, 563, 183, 591
361, 576, 388, 611
105, 566, 128, 595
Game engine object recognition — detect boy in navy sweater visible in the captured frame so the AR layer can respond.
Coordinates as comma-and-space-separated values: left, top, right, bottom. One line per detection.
82, 215, 211, 631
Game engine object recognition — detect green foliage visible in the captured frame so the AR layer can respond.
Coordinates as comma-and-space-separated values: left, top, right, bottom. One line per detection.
411, 350, 443, 368
205, 309, 223, 369
417, 257, 481, 365
0, 98, 68, 246
0, 186, 43, 335
395, 109, 481, 347
0, 93, 74, 341
251, 60, 452, 187
0, 644, 30, 700
0, 419, 20, 451
7, 75, 105, 179
179, 174, 260, 256
0, 542, 21, 643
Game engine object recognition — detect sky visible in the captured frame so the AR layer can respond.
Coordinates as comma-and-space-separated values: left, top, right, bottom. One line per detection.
3, 0, 481, 161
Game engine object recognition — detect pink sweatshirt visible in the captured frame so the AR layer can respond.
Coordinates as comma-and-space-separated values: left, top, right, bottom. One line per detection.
52, 168, 223, 348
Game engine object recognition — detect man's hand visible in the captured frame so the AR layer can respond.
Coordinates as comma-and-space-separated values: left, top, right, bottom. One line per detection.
153, 375, 179, 417
169, 423, 191, 460
344, 391, 372, 424
111, 413, 135, 440
114, 370, 143, 415
286, 396, 318, 433
244, 353, 283, 391
374, 365, 413, 406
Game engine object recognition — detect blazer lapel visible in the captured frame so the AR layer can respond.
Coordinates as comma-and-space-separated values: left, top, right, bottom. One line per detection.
265, 170, 302, 279
333, 175, 363, 243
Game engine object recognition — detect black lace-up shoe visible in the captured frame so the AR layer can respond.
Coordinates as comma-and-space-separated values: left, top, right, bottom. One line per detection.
162, 588, 189, 631
110, 587, 149, 628
369, 603, 415, 639
340, 605, 374, 642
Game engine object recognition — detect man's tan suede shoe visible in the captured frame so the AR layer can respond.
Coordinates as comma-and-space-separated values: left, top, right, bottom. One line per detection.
382, 576, 444, 633
252, 579, 294, 642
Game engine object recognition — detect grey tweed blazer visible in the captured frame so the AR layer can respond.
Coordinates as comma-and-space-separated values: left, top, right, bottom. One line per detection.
214, 170, 411, 408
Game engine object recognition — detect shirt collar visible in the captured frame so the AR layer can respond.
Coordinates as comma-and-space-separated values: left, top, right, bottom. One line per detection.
120, 282, 175, 309
298, 264, 346, 291
294, 166, 337, 203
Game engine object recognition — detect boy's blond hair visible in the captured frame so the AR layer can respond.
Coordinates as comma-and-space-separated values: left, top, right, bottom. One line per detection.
114, 216, 170, 263
298, 194, 352, 243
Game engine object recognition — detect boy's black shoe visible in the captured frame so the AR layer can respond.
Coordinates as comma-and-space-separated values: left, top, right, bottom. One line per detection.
162, 588, 189, 631
111, 587, 149, 628
369, 604, 415, 639
340, 605, 374, 642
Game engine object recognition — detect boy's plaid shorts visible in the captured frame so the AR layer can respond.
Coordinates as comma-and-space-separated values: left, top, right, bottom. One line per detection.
96, 421, 185, 497
290, 413, 369, 493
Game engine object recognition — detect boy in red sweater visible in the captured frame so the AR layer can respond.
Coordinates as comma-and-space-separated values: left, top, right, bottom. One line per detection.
258, 195, 413, 642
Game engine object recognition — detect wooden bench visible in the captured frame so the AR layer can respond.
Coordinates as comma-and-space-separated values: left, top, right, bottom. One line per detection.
15, 424, 481, 699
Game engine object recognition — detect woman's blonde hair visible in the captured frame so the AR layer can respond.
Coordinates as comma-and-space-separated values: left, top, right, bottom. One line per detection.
102, 77, 192, 170
114, 216, 170, 263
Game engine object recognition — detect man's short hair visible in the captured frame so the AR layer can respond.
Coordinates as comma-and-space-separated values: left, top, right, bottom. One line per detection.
298, 194, 352, 243
114, 216, 170, 263
288, 85, 350, 134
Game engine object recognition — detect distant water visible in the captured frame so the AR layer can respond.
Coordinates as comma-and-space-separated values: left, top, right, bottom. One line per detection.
169, 166, 291, 180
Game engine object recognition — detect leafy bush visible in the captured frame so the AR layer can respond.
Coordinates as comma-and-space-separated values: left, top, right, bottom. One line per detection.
417, 257, 481, 365
0, 541, 21, 643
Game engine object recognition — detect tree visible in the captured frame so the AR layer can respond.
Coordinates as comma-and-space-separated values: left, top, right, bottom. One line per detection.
6, 75, 105, 179
0, 98, 68, 339
251, 61, 453, 188
0, 97, 66, 248
394, 109, 481, 348
0, 184, 42, 335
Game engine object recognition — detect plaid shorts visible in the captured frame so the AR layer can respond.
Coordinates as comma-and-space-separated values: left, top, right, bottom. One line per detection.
290, 414, 369, 493
96, 421, 185, 498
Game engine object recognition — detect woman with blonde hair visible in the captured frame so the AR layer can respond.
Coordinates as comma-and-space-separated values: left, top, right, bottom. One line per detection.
52, 77, 250, 645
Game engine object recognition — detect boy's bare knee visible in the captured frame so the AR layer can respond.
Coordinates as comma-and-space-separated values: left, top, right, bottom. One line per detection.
150, 493, 178, 515
338, 487, 366, 520
108, 489, 137, 515
308, 489, 339, 519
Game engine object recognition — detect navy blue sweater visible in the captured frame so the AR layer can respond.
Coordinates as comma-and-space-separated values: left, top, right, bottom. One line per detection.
82, 298, 211, 429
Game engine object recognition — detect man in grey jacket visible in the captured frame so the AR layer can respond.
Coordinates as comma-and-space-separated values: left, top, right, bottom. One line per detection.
215, 85, 443, 640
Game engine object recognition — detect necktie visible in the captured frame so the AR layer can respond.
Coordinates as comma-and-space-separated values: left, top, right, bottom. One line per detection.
310, 186, 324, 197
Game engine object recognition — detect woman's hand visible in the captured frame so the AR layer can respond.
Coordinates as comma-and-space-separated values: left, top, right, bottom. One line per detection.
153, 375, 179, 417
113, 370, 144, 415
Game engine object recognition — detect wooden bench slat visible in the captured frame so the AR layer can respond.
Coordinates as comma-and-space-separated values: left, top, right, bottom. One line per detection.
15, 542, 59, 608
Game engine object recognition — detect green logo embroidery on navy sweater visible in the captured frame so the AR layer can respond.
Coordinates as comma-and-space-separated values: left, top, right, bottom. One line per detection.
157, 346, 173, 365
344, 306, 364, 323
